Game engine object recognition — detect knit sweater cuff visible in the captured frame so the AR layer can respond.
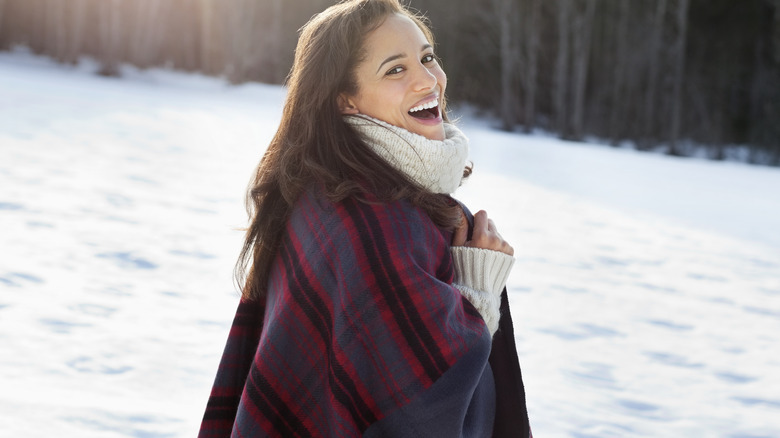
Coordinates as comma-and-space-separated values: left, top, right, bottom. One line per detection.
450, 247, 515, 335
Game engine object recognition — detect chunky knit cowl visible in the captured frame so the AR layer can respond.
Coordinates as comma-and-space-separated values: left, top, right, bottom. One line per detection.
344, 115, 469, 194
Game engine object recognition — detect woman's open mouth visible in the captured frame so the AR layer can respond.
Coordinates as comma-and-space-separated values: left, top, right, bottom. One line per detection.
408, 100, 440, 120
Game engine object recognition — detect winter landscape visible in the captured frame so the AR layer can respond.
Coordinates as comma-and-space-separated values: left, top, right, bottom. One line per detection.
1, 50, 779, 437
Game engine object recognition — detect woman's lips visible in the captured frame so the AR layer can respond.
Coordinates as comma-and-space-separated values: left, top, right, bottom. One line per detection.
408, 98, 440, 121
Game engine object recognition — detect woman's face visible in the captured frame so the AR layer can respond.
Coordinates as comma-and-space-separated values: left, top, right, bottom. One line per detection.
340, 14, 447, 141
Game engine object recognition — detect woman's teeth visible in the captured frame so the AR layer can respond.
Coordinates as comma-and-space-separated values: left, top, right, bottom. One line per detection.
409, 100, 438, 114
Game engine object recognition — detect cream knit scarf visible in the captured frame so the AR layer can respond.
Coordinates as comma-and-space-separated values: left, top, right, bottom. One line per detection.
344, 115, 469, 194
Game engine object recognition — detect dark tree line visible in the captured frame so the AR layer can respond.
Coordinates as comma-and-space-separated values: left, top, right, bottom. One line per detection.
419, 0, 779, 163
1, 0, 778, 165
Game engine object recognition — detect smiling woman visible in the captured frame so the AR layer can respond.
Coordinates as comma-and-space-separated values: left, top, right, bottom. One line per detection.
198, 0, 531, 437
338, 13, 447, 140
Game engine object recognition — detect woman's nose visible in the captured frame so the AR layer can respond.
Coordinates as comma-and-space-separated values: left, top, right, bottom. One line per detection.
412, 64, 437, 91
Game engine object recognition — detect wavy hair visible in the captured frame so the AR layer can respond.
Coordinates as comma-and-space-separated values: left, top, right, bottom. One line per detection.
237, 0, 469, 300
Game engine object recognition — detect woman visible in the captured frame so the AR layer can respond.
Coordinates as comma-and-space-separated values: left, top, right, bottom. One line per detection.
199, 0, 530, 436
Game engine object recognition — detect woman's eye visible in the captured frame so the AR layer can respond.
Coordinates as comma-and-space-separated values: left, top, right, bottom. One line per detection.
386, 66, 404, 75
422, 54, 436, 64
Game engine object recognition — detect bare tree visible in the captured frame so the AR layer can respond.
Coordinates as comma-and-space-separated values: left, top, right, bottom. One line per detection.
197, 0, 223, 75
608, 0, 631, 142
129, 0, 165, 68
97, 0, 122, 76
492, 0, 519, 130
554, 0, 571, 135
569, 0, 596, 140
774, 0, 780, 67
22, 0, 45, 53
224, 0, 265, 83
642, 0, 668, 147
42, 0, 63, 61
521, 0, 541, 133
669, 0, 690, 155
0, 0, 8, 46
62, 0, 86, 64
266, 0, 284, 83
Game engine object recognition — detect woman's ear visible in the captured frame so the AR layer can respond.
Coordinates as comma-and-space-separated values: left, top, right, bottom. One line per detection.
337, 93, 359, 115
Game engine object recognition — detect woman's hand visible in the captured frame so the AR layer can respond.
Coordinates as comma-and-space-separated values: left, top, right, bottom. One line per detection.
452, 210, 514, 256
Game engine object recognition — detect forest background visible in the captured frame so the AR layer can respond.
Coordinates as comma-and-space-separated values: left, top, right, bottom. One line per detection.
1, 0, 778, 165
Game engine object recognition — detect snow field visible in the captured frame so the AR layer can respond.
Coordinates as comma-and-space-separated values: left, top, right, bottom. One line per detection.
1, 51, 779, 437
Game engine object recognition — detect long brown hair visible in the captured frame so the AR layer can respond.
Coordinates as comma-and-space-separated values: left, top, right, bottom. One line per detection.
237, 0, 468, 301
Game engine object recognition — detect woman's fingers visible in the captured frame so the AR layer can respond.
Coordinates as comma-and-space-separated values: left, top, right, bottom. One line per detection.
472, 209, 488, 231
467, 210, 514, 256
452, 209, 514, 256
452, 210, 468, 247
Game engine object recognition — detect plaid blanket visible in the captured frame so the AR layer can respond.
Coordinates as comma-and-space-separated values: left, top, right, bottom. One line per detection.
199, 185, 530, 437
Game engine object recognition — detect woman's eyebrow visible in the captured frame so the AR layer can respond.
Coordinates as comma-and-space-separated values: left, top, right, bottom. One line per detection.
377, 53, 406, 74
375, 44, 434, 74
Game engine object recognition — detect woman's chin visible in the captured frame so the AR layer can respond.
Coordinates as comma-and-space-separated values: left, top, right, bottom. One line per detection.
419, 128, 446, 141
426, 129, 446, 141
406, 118, 445, 141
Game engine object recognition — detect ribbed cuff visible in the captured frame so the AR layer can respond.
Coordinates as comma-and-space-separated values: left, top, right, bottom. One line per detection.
450, 247, 515, 336
450, 247, 515, 296
454, 284, 501, 335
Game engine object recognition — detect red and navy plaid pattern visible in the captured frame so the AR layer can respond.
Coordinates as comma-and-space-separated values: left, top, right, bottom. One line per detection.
199, 186, 495, 437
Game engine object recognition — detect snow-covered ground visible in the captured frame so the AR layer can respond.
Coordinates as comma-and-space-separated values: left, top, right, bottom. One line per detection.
1, 50, 779, 437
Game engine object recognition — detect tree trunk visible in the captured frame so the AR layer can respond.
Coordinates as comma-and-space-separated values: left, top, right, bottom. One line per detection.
0, 0, 6, 49
609, 0, 631, 143
98, 0, 122, 76
224, 0, 243, 83
668, 0, 689, 155
54, 0, 67, 61
63, 0, 86, 64
268, 0, 284, 83
43, 0, 57, 59
522, 0, 541, 133
570, 0, 596, 140
225, 0, 262, 83
770, 0, 780, 68
131, 0, 164, 68
27, 0, 45, 53
642, 0, 667, 148
554, 0, 571, 136
198, 0, 220, 75
493, 0, 517, 131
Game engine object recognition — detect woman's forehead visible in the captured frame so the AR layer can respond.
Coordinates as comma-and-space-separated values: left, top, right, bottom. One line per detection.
363, 14, 431, 58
